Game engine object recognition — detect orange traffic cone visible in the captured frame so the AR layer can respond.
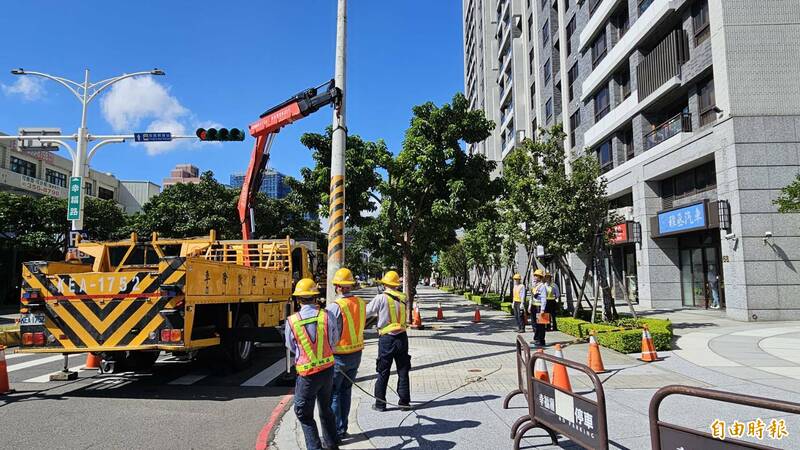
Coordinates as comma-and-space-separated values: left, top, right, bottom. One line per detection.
533, 349, 549, 382
551, 344, 572, 392
639, 325, 659, 362
85, 352, 102, 370
436, 302, 444, 320
472, 306, 481, 323
411, 303, 424, 329
0, 346, 12, 394
587, 331, 606, 373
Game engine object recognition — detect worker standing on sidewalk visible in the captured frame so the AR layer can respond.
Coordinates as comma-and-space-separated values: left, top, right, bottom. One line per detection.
529, 269, 548, 347
366, 270, 411, 412
512, 273, 527, 333
544, 272, 560, 332
326, 267, 366, 442
285, 278, 341, 450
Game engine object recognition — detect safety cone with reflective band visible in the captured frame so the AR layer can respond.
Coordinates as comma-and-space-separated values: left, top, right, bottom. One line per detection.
411, 302, 424, 329
85, 352, 102, 370
587, 331, 606, 373
0, 346, 12, 395
550, 344, 572, 392
472, 306, 481, 323
533, 349, 549, 382
639, 325, 659, 362
436, 302, 444, 320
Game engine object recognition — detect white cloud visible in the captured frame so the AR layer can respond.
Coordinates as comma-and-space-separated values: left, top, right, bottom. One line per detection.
100, 77, 215, 155
1, 77, 45, 101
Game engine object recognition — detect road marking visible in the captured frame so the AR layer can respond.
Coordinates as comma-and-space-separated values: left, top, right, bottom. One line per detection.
242, 357, 287, 387
23, 365, 88, 383
4, 352, 30, 360
168, 374, 208, 385
255, 393, 294, 450
6, 355, 65, 372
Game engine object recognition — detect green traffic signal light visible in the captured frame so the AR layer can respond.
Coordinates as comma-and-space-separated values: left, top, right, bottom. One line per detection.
218, 128, 229, 140
229, 128, 245, 141
195, 127, 244, 141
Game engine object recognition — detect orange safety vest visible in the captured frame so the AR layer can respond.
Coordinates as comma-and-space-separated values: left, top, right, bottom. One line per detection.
288, 311, 334, 376
513, 284, 524, 303
379, 289, 407, 335
334, 295, 366, 354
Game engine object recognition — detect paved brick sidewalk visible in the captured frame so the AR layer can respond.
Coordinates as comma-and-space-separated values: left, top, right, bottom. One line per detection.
272, 286, 800, 449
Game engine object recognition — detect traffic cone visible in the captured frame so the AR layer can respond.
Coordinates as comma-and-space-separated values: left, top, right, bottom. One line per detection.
639, 325, 659, 362
472, 306, 481, 323
0, 346, 12, 395
436, 302, 444, 320
85, 352, 102, 370
550, 344, 572, 392
411, 303, 424, 329
587, 331, 606, 373
533, 349, 549, 382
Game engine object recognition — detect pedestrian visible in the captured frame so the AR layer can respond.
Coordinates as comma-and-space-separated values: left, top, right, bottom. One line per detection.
326, 267, 366, 442
285, 278, 341, 450
544, 272, 560, 332
708, 265, 721, 309
366, 270, 411, 412
529, 269, 548, 347
511, 273, 527, 333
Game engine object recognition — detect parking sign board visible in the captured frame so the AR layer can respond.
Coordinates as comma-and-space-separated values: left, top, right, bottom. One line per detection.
67, 176, 82, 220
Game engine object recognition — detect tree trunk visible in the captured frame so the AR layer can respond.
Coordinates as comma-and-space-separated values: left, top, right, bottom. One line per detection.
571, 263, 593, 318
402, 248, 414, 322
595, 244, 619, 322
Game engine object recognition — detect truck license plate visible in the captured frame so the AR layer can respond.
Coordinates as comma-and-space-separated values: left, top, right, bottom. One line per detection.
19, 313, 45, 326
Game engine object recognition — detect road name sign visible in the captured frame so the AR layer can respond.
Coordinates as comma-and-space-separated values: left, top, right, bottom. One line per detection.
67, 177, 82, 220
134, 132, 172, 142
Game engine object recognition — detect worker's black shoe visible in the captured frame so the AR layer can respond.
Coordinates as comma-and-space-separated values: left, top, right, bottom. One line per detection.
398, 403, 412, 411
371, 404, 386, 412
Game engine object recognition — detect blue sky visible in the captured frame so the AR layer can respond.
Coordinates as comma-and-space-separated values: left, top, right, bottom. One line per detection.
0, 1, 465, 185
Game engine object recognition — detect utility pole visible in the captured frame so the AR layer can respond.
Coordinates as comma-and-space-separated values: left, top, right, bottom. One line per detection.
327, 0, 347, 302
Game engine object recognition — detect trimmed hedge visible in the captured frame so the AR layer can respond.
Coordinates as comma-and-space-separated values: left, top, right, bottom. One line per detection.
557, 316, 673, 354
440, 286, 454, 293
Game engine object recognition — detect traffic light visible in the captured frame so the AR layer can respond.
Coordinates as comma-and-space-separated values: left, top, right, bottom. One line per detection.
195, 127, 245, 141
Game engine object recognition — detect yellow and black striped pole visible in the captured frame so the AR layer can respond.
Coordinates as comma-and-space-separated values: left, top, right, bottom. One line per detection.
327, 0, 347, 302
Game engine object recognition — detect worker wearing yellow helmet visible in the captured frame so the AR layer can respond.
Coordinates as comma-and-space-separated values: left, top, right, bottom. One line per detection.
529, 268, 549, 347
285, 278, 341, 450
512, 273, 527, 333
365, 270, 411, 412
325, 267, 366, 441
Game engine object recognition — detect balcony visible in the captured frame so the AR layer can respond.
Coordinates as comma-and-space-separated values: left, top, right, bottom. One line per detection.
644, 112, 692, 150
636, 29, 689, 101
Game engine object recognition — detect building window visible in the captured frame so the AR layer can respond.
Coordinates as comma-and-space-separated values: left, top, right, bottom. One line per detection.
527, 15, 533, 41
529, 49, 535, 74
594, 85, 610, 122
545, 98, 553, 121
10, 156, 36, 177
661, 161, 716, 204
566, 16, 576, 56
693, 0, 710, 45
45, 169, 67, 187
570, 110, 581, 148
698, 77, 717, 127
614, 6, 630, 39
98, 186, 114, 201
543, 58, 551, 84
588, 0, 602, 15
615, 67, 631, 100
530, 83, 536, 104
84, 181, 93, 196
568, 63, 579, 101
597, 140, 613, 173
620, 127, 634, 161
541, 0, 547, 10
591, 31, 607, 68
542, 20, 549, 44
638, 0, 655, 16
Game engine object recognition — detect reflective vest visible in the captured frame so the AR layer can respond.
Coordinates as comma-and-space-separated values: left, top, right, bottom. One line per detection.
288, 311, 334, 376
334, 295, 366, 354
379, 289, 407, 335
513, 285, 524, 303
545, 285, 555, 301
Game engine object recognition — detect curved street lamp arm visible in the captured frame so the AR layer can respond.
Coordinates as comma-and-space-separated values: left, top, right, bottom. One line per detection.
36, 138, 77, 161
87, 138, 125, 162
15, 71, 82, 101
86, 71, 157, 104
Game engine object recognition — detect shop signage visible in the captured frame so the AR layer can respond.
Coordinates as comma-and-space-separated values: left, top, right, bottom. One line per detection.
609, 223, 629, 245
20, 175, 66, 198
657, 202, 707, 236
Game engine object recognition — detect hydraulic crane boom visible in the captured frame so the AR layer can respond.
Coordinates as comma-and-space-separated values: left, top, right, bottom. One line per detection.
238, 80, 341, 245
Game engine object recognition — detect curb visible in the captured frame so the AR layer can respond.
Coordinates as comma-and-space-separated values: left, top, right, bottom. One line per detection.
255, 393, 294, 450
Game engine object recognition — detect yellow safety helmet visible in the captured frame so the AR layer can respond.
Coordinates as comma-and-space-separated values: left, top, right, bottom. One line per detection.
533, 269, 545, 277
293, 278, 320, 297
379, 270, 401, 287
333, 267, 356, 286
512, 273, 522, 280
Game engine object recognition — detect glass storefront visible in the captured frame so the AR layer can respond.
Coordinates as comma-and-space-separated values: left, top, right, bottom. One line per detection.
611, 245, 638, 303
678, 231, 724, 308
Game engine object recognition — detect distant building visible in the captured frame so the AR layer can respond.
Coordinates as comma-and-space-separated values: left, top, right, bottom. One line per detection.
162, 164, 201, 187
118, 181, 161, 214
229, 169, 291, 199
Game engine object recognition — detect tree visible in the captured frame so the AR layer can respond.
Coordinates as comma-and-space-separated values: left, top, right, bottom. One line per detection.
437, 241, 469, 289
776, 174, 800, 213
371, 93, 499, 316
84, 197, 128, 241
463, 217, 502, 293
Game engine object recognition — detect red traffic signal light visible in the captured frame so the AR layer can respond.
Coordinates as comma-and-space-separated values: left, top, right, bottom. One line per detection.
195, 127, 245, 142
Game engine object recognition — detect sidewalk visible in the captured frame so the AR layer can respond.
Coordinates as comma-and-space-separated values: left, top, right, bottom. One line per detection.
271, 287, 800, 449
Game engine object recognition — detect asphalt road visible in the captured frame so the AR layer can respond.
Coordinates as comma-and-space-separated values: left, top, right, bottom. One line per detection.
1, 345, 292, 449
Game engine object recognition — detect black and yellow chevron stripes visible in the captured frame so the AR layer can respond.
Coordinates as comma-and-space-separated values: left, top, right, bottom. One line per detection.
21, 259, 185, 350
327, 175, 345, 263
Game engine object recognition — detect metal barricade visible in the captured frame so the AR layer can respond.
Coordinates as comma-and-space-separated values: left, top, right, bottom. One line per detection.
513, 352, 609, 450
649, 385, 800, 450
503, 334, 531, 409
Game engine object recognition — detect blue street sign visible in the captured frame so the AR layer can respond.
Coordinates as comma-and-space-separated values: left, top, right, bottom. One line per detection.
134, 132, 172, 142
657, 202, 707, 236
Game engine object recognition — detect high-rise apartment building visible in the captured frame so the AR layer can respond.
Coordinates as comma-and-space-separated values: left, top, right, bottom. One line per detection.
463, 0, 800, 321
229, 169, 291, 199
162, 164, 201, 187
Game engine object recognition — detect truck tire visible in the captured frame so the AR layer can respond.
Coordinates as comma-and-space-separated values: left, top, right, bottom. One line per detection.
126, 351, 160, 370
226, 312, 255, 371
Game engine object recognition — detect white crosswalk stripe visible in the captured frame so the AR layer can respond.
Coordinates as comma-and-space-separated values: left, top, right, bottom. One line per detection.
23, 365, 89, 383
7, 355, 64, 372
4, 352, 29, 360
241, 357, 287, 387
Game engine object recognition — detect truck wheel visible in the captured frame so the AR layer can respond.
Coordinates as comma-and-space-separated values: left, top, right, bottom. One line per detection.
126, 351, 160, 370
226, 312, 255, 371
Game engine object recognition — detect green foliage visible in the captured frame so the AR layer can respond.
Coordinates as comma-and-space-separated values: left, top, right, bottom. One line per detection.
83, 197, 128, 241
557, 316, 672, 353
775, 173, 800, 213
